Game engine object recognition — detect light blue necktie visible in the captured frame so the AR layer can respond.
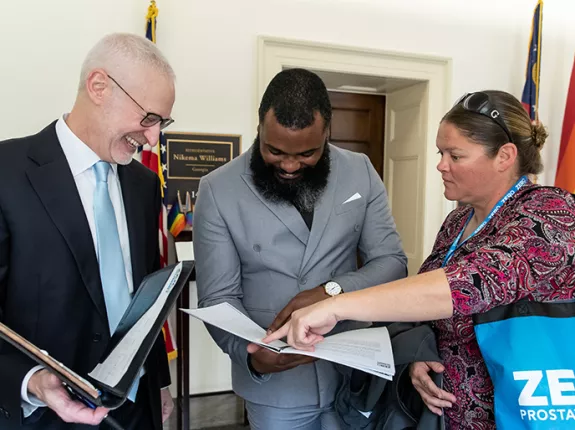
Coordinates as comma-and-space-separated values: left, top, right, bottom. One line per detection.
93, 161, 139, 402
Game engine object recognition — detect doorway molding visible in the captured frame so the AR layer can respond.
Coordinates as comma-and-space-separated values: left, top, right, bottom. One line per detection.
257, 36, 455, 256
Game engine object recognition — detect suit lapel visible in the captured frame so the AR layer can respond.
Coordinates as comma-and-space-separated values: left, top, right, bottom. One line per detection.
118, 164, 147, 290
26, 123, 107, 323
300, 148, 339, 274
240, 146, 339, 272
241, 150, 310, 245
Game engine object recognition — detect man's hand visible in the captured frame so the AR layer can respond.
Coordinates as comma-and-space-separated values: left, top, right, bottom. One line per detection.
267, 285, 329, 334
246, 344, 317, 374
160, 388, 174, 423
409, 361, 456, 416
27, 369, 109, 425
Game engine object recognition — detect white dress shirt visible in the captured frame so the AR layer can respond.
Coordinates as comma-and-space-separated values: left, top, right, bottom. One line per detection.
21, 116, 135, 416
57, 116, 134, 294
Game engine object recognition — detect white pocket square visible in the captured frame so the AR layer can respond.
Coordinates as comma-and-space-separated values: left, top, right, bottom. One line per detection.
343, 193, 362, 204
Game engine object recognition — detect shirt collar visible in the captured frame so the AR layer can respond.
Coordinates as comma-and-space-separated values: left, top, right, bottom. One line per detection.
56, 115, 119, 177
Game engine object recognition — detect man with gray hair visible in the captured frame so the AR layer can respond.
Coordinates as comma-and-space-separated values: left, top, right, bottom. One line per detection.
0, 33, 176, 429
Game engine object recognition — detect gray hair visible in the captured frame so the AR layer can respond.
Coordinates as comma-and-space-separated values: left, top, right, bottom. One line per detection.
78, 33, 175, 91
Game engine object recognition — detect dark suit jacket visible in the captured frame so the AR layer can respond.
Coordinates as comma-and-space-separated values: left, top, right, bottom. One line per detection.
335, 323, 444, 430
0, 122, 170, 429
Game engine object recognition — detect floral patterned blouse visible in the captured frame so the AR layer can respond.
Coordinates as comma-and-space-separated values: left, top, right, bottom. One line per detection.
418, 184, 575, 429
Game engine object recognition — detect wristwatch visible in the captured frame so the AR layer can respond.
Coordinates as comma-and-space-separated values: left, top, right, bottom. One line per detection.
324, 281, 343, 297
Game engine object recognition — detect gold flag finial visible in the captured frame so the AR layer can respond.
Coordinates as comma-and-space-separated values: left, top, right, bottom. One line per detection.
146, 1, 159, 44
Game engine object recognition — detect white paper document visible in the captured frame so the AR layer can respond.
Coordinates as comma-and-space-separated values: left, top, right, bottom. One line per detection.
89, 262, 183, 387
181, 302, 395, 380
175, 241, 194, 261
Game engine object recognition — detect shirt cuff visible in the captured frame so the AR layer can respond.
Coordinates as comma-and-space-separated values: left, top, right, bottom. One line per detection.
21, 365, 47, 418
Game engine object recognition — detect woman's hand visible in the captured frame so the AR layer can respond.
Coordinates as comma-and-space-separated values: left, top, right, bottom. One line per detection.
262, 298, 340, 351
409, 361, 456, 416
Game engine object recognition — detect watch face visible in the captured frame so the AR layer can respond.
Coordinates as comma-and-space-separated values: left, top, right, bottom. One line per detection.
325, 281, 342, 296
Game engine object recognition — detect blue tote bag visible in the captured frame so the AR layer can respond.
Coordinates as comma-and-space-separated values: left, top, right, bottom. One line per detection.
473, 300, 575, 429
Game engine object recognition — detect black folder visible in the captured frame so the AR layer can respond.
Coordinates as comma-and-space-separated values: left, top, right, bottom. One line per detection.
0, 261, 194, 410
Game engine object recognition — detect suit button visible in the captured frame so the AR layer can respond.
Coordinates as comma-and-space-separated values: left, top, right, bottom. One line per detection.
331, 270, 336, 277
92, 333, 102, 343
354, 224, 360, 232
3, 410, 9, 419
253, 244, 261, 252
300, 277, 307, 285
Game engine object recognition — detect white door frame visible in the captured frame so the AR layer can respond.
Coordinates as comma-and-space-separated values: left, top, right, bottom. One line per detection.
257, 36, 455, 256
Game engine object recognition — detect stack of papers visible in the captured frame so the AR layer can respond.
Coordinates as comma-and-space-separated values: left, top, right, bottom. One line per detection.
182, 302, 395, 380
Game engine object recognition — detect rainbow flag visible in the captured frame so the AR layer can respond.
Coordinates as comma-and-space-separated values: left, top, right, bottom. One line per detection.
521, 0, 543, 122
167, 200, 187, 237
555, 57, 575, 193
185, 211, 193, 226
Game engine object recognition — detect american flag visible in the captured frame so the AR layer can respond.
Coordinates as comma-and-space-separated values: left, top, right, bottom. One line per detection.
139, 134, 169, 268
521, 0, 543, 122
136, 0, 178, 361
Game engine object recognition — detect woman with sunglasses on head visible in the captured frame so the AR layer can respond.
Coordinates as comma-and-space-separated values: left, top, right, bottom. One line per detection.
264, 90, 575, 429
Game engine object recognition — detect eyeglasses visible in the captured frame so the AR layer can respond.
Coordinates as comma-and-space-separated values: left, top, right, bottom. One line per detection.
454, 92, 514, 144
107, 74, 174, 130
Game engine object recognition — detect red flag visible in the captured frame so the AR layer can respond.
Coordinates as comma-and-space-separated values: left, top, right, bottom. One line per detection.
555, 57, 575, 193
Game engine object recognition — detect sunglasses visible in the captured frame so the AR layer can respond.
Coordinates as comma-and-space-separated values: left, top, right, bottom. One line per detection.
454, 92, 514, 144
107, 74, 174, 130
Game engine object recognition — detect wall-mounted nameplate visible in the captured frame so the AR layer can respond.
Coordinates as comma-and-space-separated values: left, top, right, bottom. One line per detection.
164, 132, 241, 205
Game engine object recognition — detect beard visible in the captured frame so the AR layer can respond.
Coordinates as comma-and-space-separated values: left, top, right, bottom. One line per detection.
249, 136, 331, 212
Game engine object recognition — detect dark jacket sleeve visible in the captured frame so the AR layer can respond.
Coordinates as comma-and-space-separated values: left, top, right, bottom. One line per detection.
0, 196, 38, 426
148, 175, 171, 389
334, 323, 444, 430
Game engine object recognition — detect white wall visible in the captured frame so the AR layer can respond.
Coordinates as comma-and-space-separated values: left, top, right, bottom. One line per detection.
2, 0, 574, 184
2, 0, 574, 394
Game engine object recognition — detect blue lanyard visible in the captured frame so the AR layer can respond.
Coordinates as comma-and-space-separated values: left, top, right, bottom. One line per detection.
441, 176, 528, 267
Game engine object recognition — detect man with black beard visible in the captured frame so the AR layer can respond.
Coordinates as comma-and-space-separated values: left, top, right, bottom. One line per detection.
193, 68, 407, 429
249, 136, 331, 218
